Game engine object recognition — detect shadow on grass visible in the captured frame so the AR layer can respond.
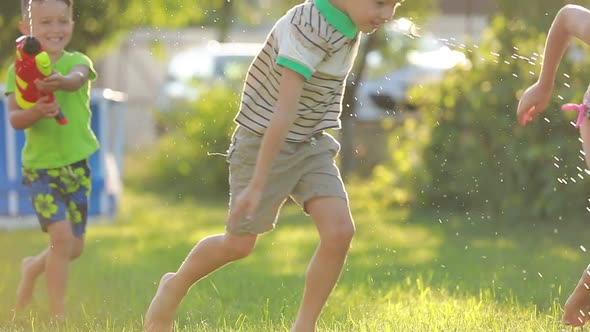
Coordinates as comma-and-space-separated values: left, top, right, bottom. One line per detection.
340, 206, 588, 311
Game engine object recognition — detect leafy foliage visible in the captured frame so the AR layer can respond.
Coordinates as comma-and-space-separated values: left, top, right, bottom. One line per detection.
370, 13, 590, 219
495, 0, 576, 31
143, 86, 239, 198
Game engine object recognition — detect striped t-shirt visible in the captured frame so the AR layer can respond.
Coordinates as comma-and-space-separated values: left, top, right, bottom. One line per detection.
234, 0, 361, 142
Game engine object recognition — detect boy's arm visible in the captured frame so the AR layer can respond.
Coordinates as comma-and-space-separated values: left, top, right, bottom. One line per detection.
228, 68, 305, 224
538, 5, 590, 88
36, 65, 91, 93
251, 68, 305, 189
7, 93, 60, 129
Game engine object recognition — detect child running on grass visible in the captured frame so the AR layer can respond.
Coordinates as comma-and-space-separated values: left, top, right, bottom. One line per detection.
144, 0, 403, 331
5, 0, 98, 321
517, 4, 590, 328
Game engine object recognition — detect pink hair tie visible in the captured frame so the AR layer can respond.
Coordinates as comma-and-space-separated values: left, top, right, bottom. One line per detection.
561, 103, 588, 128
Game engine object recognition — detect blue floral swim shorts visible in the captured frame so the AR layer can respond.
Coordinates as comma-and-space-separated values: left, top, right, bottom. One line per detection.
21, 159, 91, 237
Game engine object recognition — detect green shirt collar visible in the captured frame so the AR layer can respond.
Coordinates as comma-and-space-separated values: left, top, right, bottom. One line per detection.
315, 0, 358, 39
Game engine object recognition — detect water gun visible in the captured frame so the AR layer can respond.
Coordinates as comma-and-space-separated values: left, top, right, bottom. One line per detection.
14, 35, 67, 125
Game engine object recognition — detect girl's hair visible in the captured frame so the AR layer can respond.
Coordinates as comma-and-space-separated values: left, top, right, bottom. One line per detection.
20, 0, 73, 18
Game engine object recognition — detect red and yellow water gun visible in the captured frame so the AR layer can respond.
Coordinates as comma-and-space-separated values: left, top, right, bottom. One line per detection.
14, 35, 67, 125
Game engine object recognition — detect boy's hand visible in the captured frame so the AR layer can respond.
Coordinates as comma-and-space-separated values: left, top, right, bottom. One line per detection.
517, 82, 553, 126
32, 96, 60, 118
34, 73, 64, 93
227, 185, 263, 228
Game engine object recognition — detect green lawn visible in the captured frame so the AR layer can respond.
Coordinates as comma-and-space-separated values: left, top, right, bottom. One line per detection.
0, 188, 587, 331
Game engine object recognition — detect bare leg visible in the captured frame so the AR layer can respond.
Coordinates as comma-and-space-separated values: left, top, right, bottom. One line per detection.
562, 107, 590, 327
563, 265, 590, 327
44, 221, 77, 320
16, 251, 47, 310
291, 197, 354, 332
16, 230, 84, 312
580, 116, 590, 170
144, 233, 257, 332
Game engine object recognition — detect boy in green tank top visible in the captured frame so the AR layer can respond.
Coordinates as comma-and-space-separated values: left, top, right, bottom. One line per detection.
4, 0, 98, 321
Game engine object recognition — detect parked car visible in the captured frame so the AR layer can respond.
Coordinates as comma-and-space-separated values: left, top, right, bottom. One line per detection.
355, 27, 470, 120
157, 25, 469, 120
157, 41, 262, 111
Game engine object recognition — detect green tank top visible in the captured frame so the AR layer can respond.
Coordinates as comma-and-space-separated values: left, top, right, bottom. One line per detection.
6, 51, 99, 169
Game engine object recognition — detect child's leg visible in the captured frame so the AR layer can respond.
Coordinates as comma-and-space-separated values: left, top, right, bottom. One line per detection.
16, 250, 48, 310
17, 159, 90, 317
44, 220, 76, 319
292, 197, 354, 332
16, 236, 84, 310
563, 265, 590, 326
144, 232, 258, 332
580, 116, 590, 170
562, 118, 590, 326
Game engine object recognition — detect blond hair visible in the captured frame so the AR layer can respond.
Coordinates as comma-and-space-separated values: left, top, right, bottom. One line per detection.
20, 0, 73, 19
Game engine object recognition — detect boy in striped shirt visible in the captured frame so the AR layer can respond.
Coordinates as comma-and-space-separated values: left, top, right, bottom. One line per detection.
145, 1, 402, 331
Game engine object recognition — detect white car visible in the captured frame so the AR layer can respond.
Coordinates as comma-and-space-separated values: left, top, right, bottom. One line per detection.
355, 29, 470, 121
157, 41, 262, 111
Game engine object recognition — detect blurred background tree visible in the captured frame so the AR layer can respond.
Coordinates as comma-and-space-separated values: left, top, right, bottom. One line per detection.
360, 0, 590, 220
496, 0, 579, 30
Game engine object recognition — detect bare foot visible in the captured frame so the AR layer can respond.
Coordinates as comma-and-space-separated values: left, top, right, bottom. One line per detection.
16, 257, 37, 310
291, 320, 316, 332
563, 269, 590, 327
144, 272, 177, 332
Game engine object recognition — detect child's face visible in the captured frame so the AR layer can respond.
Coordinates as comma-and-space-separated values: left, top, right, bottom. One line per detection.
20, 0, 73, 56
346, 0, 400, 34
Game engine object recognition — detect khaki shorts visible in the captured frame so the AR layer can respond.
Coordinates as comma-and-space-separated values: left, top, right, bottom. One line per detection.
226, 126, 348, 234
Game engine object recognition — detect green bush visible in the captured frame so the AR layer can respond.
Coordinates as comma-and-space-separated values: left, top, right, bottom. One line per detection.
147, 86, 240, 198
370, 15, 590, 220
